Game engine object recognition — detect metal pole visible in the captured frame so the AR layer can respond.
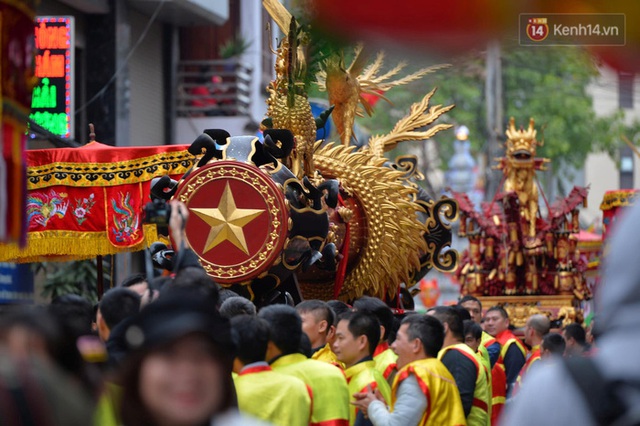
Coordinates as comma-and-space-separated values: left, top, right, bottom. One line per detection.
484, 40, 503, 201
97, 255, 104, 298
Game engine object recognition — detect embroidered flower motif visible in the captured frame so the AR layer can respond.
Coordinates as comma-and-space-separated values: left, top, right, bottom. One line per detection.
73, 193, 97, 225
75, 207, 87, 218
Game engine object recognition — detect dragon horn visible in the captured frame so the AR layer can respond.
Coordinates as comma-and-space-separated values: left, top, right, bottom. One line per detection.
505, 116, 516, 141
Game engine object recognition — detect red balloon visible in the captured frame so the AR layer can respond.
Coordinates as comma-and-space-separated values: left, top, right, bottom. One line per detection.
310, 0, 517, 56
310, 0, 640, 72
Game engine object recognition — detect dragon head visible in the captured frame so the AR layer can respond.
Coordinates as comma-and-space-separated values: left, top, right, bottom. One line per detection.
505, 117, 540, 165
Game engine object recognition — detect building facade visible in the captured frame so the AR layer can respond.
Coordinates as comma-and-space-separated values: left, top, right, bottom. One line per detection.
32, 0, 268, 282
584, 65, 640, 225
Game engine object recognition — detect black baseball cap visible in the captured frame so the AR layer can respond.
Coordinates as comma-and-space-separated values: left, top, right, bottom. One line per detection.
124, 289, 234, 355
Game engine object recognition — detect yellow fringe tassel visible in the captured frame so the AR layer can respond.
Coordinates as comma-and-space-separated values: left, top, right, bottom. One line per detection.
0, 224, 159, 263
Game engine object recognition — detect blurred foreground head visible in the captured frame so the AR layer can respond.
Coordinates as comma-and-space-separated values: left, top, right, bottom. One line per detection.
0, 306, 97, 424
163, 266, 220, 308
118, 290, 236, 426
258, 304, 303, 354
595, 201, 640, 341
0, 352, 95, 425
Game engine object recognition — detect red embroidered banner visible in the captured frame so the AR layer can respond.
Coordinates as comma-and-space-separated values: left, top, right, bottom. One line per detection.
0, 142, 193, 262
1, 0, 37, 245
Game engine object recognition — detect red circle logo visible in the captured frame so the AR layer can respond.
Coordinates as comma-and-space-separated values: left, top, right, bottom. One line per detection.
526, 20, 549, 42
175, 161, 289, 284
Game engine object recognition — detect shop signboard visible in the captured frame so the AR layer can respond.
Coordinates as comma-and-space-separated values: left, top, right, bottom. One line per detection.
30, 16, 74, 139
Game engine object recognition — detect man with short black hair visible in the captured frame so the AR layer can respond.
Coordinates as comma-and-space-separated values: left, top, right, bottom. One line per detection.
120, 273, 157, 307
96, 287, 141, 368
540, 333, 566, 360
296, 300, 340, 365
333, 311, 391, 426
327, 300, 351, 348
218, 288, 240, 307
464, 320, 483, 354
259, 305, 349, 426
120, 273, 147, 289
353, 296, 398, 381
97, 288, 140, 342
220, 297, 256, 318
328, 300, 351, 317
484, 306, 526, 394
50, 294, 93, 339
459, 295, 483, 323
164, 266, 220, 307
563, 322, 588, 357
353, 314, 466, 425
430, 306, 490, 426
464, 319, 493, 422
483, 306, 526, 423
231, 315, 311, 426
459, 295, 501, 368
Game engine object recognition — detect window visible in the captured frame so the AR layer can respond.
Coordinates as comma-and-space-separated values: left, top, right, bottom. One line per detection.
618, 72, 634, 109
619, 145, 634, 189
261, 7, 275, 90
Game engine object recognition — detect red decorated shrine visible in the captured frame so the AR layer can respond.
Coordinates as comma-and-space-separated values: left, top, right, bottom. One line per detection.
451, 118, 591, 326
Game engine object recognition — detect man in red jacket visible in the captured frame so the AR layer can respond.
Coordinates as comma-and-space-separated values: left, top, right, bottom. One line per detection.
513, 313, 549, 395
484, 306, 526, 398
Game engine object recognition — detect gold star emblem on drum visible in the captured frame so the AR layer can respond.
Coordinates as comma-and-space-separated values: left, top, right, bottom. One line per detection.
175, 161, 289, 285
191, 183, 264, 255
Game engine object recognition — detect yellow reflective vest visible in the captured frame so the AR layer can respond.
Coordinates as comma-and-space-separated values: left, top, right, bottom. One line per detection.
312, 342, 344, 369
345, 359, 391, 426
482, 332, 505, 425
272, 353, 350, 426
475, 346, 492, 422
476, 342, 493, 414
392, 358, 467, 426
439, 343, 491, 426
478, 343, 491, 371
234, 364, 312, 426
374, 343, 398, 382
495, 330, 527, 379
92, 382, 121, 426
513, 345, 541, 395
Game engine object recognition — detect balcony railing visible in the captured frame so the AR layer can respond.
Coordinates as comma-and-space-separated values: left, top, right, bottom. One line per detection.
176, 59, 252, 117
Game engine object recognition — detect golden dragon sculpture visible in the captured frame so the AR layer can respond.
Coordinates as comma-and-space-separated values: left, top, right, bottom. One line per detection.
317, 47, 449, 147
259, 0, 458, 300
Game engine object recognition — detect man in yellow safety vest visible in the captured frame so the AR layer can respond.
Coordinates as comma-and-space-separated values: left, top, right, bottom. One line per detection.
333, 310, 392, 426
352, 314, 467, 426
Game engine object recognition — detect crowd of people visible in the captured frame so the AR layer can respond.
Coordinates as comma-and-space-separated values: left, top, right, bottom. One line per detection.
0, 199, 636, 426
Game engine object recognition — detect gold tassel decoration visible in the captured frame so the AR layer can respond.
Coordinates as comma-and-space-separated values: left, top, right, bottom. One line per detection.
0, 224, 158, 263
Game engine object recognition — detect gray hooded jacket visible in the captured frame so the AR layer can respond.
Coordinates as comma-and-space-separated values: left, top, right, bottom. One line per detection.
500, 201, 640, 426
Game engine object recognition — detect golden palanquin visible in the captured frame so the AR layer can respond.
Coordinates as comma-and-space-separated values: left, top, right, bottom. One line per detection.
452, 118, 591, 326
